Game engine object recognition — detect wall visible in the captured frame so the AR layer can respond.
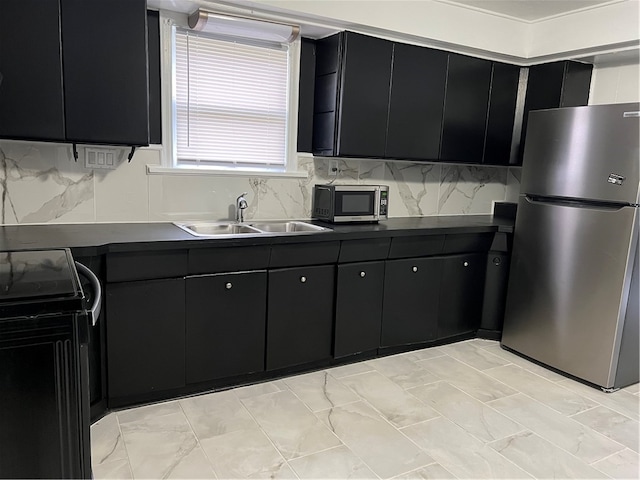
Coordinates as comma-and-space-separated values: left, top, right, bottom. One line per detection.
589, 59, 640, 104
0, 141, 519, 225
225, 0, 640, 63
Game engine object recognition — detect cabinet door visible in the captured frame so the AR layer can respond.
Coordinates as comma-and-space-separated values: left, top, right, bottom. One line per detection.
335, 261, 385, 358
106, 278, 185, 399
560, 62, 593, 107
61, 0, 149, 146
0, 0, 65, 141
386, 43, 447, 160
438, 253, 487, 339
337, 32, 393, 157
518, 61, 565, 162
297, 38, 316, 153
186, 272, 267, 384
147, 9, 163, 145
440, 54, 492, 163
381, 257, 442, 347
267, 265, 334, 370
483, 62, 520, 165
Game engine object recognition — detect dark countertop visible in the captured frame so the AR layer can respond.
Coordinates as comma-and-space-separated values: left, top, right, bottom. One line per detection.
0, 215, 514, 256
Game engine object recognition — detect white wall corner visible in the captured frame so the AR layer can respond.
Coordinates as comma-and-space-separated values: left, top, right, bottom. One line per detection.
527, 0, 640, 60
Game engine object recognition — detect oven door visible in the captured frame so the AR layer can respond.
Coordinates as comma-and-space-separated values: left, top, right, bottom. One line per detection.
333, 186, 379, 222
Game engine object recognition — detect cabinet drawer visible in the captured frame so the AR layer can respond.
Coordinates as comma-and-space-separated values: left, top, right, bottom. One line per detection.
388, 235, 445, 259
106, 250, 187, 282
339, 238, 390, 263
188, 246, 270, 274
442, 233, 493, 254
269, 241, 339, 268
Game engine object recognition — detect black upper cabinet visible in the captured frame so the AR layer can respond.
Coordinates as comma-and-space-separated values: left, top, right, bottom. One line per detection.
147, 10, 163, 145
440, 54, 493, 164
483, 62, 521, 165
61, 0, 149, 146
386, 44, 448, 160
0, 0, 66, 141
313, 32, 393, 157
560, 62, 593, 107
518, 60, 593, 162
0, 0, 150, 146
338, 33, 393, 157
297, 38, 316, 153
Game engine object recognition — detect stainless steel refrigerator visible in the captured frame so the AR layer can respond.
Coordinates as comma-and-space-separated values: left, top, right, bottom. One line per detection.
502, 102, 639, 391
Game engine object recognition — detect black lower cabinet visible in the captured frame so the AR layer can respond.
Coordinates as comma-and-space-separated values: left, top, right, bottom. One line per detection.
106, 278, 185, 400
381, 257, 442, 347
266, 265, 335, 370
334, 261, 385, 358
437, 253, 487, 339
186, 271, 267, 384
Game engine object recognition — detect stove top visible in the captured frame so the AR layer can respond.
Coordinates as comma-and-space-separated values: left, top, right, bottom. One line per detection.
0, 249, 80, 302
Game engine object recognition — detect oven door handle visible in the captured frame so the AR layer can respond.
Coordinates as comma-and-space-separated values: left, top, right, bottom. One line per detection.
75, 262, 102, 327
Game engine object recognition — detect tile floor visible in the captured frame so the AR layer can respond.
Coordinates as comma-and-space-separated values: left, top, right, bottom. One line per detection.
90, 339, 640, 479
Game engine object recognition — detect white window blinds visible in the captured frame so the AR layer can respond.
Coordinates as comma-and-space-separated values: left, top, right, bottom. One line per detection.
174, 28, 289, 167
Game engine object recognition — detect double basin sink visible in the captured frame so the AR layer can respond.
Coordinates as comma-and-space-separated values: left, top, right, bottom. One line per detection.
174, 220, 330, 237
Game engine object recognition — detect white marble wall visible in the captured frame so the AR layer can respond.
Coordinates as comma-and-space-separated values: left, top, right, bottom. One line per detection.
0, 140, 520, 225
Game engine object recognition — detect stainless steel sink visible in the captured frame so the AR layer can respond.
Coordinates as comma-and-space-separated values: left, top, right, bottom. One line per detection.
174, 220, 330, 237
251, 221, 329, 233
174, 222, 262, 237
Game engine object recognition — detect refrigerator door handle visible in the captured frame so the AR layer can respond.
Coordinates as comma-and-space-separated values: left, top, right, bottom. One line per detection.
75, 262, 102, 327
524, 194, 633, 212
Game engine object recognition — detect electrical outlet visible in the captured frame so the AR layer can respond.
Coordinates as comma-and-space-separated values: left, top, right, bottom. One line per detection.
85, 147, 118, 170
329, 160, 339, 176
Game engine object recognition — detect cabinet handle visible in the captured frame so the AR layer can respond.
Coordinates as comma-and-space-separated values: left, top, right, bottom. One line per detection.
300, 276, 307, 283
412, 266, 418, 273
463, 261, 469, 267
225, 282, 233, 290
360, 271, 366, 278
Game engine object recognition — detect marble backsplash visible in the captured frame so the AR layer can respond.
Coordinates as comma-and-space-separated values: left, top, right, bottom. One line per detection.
0, 140, 521, 225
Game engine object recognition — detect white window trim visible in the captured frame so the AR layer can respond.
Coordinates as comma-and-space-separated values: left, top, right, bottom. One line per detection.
149, 10, 308, 179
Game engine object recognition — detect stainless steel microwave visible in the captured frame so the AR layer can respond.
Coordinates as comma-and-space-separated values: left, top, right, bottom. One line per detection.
312, 184, 389, 223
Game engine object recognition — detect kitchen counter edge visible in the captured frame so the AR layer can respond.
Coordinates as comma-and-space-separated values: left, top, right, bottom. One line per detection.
0, 216, 514, 256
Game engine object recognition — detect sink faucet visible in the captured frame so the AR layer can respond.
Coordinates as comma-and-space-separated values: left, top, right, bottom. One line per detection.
236, 192, 248, 223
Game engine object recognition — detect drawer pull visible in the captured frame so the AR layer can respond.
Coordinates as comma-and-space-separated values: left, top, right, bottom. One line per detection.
300, 276, 307, 283
412, 266, 418, 273
463, 261, 469, 267
360, 271, 366, 278
225, 282, 233, 290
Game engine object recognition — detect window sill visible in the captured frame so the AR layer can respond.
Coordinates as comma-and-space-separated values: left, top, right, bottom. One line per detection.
146, 165, 309, 179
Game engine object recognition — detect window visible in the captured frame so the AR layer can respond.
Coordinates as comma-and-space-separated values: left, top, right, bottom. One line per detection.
172, 25, 294, 171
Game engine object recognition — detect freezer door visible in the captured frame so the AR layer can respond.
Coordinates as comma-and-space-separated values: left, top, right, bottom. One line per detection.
521, 103, 640, 204
502, 196, 638, 388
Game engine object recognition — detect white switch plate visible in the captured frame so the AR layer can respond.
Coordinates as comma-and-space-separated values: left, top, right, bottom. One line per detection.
329, 160, 339, 176
85, 147, 118, 170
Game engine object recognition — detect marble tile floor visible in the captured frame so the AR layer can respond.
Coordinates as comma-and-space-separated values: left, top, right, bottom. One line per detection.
91, 339, 640, 479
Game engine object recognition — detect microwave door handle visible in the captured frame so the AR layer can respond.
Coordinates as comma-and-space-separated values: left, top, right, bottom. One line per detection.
374, 188, 380, 217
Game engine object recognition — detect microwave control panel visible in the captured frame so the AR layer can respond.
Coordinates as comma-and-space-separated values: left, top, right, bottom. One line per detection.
379, 189, 388, 216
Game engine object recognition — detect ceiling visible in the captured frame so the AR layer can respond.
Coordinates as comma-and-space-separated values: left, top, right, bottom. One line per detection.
439, 0, 620, 22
